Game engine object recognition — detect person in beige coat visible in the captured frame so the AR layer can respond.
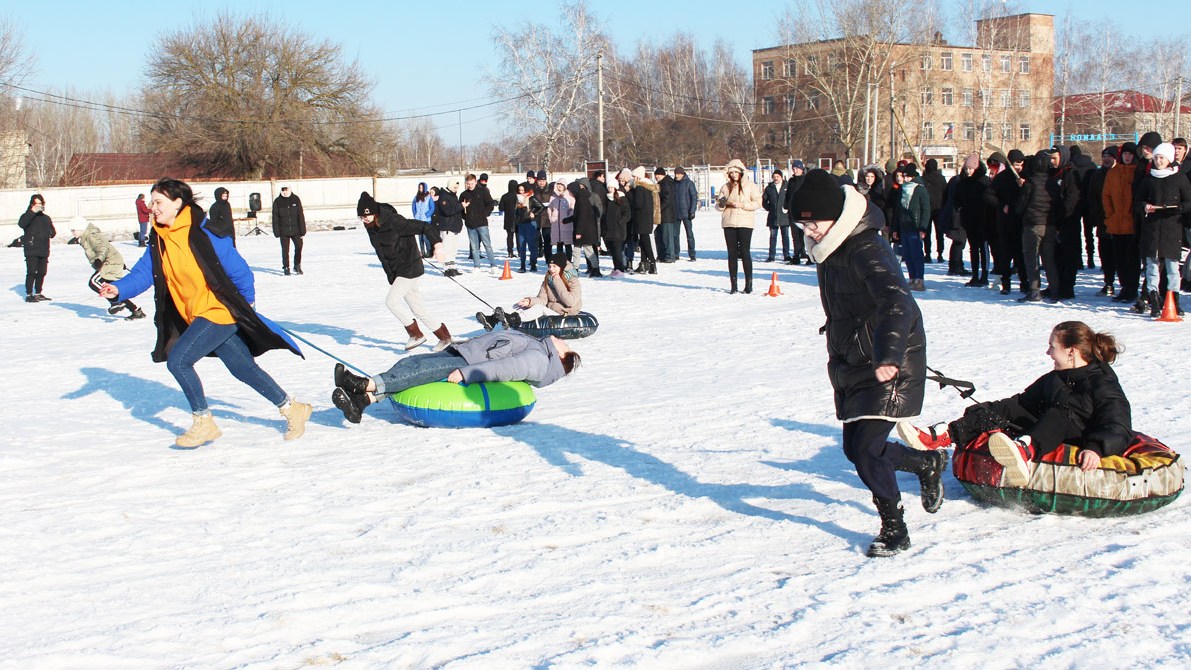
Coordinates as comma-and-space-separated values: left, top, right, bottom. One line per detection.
715, 159, 762, 293
71, 218, 145, 320
477, 252, 583, 330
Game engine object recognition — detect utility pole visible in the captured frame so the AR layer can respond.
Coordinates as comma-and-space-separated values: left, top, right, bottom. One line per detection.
863, 83, 872, 165
1176, 76, 1184, 139
889, 70, 896, 163
597, 50, 605, 161
458, 110, 464, 173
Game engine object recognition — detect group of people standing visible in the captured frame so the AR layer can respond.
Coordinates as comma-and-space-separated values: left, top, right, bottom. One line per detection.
838, 131, 1191, 315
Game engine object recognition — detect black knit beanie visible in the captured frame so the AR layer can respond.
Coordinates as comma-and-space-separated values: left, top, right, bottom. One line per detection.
357, 191, 378, 217
1138, 132, 1162, 149
789, 169, 845, 221
548, 252, 569, 270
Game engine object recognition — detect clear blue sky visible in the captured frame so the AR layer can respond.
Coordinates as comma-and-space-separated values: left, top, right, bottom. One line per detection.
8, 0, 1190, 146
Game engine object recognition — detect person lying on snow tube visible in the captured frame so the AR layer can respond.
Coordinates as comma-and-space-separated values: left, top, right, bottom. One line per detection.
477, 252, 582, 330
331, 330, 581, 423
898, 320, 1131, 487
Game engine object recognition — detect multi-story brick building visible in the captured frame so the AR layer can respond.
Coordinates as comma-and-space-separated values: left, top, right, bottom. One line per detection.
753, 13, 1054, 172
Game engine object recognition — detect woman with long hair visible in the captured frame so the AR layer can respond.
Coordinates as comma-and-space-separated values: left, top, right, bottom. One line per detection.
102, 178, 311, 448
899, 321, 1131, 487
412, 181, 435, 258
715, 159, 762, 293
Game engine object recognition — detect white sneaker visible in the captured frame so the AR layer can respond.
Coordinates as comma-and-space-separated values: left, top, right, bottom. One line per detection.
988, 432, 1032, 487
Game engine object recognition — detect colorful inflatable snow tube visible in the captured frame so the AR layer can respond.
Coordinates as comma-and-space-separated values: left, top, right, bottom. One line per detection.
513, 311, 599, 340
387, 381, 536, 428
952, 431, 1184, 517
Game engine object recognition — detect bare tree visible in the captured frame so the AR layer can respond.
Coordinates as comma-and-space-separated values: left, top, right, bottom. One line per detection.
490, 1, 607, 172
778, 0, 937, 161
140, 12, 388, 179
0, 18, 34, 188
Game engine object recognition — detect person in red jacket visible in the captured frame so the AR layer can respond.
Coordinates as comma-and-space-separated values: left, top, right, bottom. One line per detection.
135, 193, 151, 247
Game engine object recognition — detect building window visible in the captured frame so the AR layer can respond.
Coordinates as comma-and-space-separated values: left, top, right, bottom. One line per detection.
1000, 55, 1011, 73
1001, 123, 1012, 140
962, 88, 974, 106
1000, 89, 1011, 107
962, 53, 973, 71
940, 52, 953, 70
1020, 124, 1031, 141
940, 87, 954, 105
1018, 90, 1031, 107
942, 122, 955, 140
806, 55, 817, 75
1020, 56, 1030, 73
761, 61, 774, 80
982, 54, 992, 72
921, 87, 933, 105
963, 122, 976, 140
979, 88, 990, 106
982, 123, 992, 141
923, 122, 934, 141
762, 96, 775, 114
786, 94, 797, 112
784, 58, 797, 78
921, 53, 932, 70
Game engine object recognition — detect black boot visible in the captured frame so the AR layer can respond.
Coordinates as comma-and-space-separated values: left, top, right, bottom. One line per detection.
334, 363, 371, 394
867, 496, 910, 558
332, 387, 368, 424
743, 278, 753, 294
1131, 290, 1152, 315
476, 311, 498, 331
648, 259, 657, 275
284, 267, 291, 276
1149, 290, 1162, 318
1176, 293, 1183, 316
897, 448, 948, 514
294, 264, 303, 275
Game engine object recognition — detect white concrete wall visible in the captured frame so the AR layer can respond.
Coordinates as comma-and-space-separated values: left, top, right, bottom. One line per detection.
0, 172, 583, 242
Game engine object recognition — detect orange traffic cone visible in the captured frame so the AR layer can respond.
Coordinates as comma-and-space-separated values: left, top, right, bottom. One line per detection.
1157, 290, 1182, 322
765, 272, 782, 297
499, 260, 513, 281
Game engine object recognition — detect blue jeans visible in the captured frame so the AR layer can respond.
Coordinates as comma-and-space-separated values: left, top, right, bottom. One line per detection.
516, 222, 539, 269
166, 317, 288, 413
678, 218, 696, 259
1145, 256, 1179, 292
374, 351, 466, 395
660, 222, 681, 260
468, 227, 498, 268
899, 230, 925, 280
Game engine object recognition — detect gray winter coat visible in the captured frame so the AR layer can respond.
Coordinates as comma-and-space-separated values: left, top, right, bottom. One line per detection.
450, 331, 566, 387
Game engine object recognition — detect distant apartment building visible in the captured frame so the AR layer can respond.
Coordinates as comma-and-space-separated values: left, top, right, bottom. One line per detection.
754, 13, 1055, 171
0, 130, 29, 189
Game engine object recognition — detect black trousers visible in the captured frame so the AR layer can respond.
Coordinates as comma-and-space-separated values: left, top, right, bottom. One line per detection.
636, 233, 655, 262
842, 419, 910, 500
605, 239, 627, 272
948, 397, 1082, 459
1110, 233, 1139, 297
87, 268, 138, 311
723, 227, 753, 286
280, 236, 303, 269
24, 255, 48, 294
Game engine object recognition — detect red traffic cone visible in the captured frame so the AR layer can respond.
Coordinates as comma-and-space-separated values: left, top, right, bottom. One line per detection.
1157, 290, 1182, 322
765, 272, 783, 297
499, 260, 513, 281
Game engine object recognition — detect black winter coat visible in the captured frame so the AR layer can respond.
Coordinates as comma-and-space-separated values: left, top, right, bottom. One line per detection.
782, 173, 806, 224
566, 181, 599, 244
921, 168, 947, 213
460, 186, 495, 229
366, 202, 441, 282
499, 181, 520, 232
991, 168, 1023, 229
208, 189, 235, 239
762, 181, 788, 228
271, 194, 306, 237
813, 190, 926, 421
1015, 152, 1054, 227
432, 191, 464, 234
629, 184, 656, 236
656, 175, 676, 223
603, 192, 630, 242
1135, 172, 1191, 258
956, 166, 997, 235
983, 362, 1132, 457
18, 209, 55, 258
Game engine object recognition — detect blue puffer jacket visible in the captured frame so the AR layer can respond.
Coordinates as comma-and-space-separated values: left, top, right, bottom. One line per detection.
673, 176, 699, 219
412, 183, 435, 221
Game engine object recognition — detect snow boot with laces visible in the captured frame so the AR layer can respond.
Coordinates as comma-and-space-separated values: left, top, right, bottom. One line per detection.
175, 413, 222, 448
897, 447, 948, 513
279, 399, 312, 440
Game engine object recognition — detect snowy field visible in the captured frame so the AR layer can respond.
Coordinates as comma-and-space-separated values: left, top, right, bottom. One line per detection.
1, 210, 1188, 669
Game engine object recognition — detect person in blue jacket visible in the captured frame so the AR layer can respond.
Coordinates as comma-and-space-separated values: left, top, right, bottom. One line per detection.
100, 178, 311, 448
412, 181, 435, 257
330, 330, 581, 423
672, 166, 699, 260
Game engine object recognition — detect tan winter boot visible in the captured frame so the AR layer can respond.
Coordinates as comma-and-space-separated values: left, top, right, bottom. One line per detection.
175, 413, 222, 448
432, 323, 454, 352
279, 400, 312, 440
404, 321, 427, 350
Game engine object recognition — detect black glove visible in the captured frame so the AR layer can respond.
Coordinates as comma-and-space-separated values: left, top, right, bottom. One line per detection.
92, 259, 103, 270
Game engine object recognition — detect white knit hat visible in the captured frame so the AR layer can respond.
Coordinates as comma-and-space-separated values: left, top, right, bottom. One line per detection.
1153, 142, 1175, 163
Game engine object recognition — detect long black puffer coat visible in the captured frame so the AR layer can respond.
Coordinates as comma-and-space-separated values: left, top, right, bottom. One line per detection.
810, 187, 926, 421
18, 204, 55, 258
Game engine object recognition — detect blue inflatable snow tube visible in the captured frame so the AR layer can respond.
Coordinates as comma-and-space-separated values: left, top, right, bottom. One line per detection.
387, 381, 536, 428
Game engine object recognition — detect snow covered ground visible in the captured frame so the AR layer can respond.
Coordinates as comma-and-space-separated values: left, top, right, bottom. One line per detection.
1, 211, 1188, 669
